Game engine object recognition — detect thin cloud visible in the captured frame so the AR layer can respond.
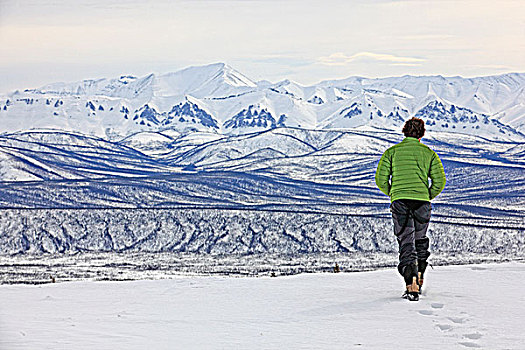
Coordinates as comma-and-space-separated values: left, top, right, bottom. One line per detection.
318, 52, 426, 66
390, 63, 424, 67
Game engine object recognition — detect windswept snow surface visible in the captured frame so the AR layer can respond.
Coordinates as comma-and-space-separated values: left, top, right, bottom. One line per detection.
1, 262, 524, 349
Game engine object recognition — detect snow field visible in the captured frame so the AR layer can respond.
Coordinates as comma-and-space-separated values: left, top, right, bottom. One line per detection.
1, 262, 524, 349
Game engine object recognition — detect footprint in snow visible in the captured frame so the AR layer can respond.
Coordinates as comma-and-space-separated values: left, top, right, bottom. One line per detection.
458, 341, 481, 348
419, 300, 482, 347
418, 310, 434, 316
463, 333, 483, 340
448, 316, 467, 324
436, 324, 453, 331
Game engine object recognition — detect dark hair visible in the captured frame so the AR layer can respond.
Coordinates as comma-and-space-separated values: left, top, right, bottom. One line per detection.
402, 117, 425, 139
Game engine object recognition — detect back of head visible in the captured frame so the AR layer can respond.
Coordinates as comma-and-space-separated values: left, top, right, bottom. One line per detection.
402, 117, 425, 139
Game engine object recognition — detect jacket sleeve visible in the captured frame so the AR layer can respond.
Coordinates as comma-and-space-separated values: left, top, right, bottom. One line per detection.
375, 150, 392, 197
429, 152, 446, 200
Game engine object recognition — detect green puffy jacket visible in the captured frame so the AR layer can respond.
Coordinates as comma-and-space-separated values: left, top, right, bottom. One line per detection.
375, 137, 446, 202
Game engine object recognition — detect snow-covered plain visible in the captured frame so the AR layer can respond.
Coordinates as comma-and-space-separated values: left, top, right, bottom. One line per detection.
1, 262, 524, 349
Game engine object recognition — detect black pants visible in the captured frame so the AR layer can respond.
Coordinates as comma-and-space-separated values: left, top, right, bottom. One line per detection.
390, 199, 431, 277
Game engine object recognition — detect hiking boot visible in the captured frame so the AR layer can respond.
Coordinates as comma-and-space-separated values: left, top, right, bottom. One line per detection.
402, 291, 419, 301
402, 277, 420, 301
417, 260, 428, 294
401, 263, 419, 301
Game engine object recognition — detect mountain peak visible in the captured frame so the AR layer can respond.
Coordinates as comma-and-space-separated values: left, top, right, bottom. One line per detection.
165, 62, 256, 87
154, 62, 256, 98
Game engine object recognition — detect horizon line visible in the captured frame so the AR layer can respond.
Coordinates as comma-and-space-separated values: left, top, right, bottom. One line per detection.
3, 61, 525, 94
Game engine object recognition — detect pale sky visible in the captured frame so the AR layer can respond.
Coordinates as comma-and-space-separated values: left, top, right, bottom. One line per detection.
1, 0, 524, 93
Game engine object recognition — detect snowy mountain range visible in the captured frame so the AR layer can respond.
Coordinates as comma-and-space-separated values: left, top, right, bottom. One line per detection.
1, 63, 525, 140
0, 64, 524, 257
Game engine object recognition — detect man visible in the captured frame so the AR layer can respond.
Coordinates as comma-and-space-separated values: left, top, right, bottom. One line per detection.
375, 117, 446, 301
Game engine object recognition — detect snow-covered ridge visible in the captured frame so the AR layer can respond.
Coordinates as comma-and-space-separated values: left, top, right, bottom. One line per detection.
0, 127, 523, 258
1, 63, 524, 141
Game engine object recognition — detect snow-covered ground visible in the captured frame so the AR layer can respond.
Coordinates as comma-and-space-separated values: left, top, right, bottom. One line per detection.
1, 262, 524, 349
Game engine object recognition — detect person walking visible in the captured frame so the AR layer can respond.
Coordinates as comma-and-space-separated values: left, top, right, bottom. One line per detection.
375, 117, 446, 301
